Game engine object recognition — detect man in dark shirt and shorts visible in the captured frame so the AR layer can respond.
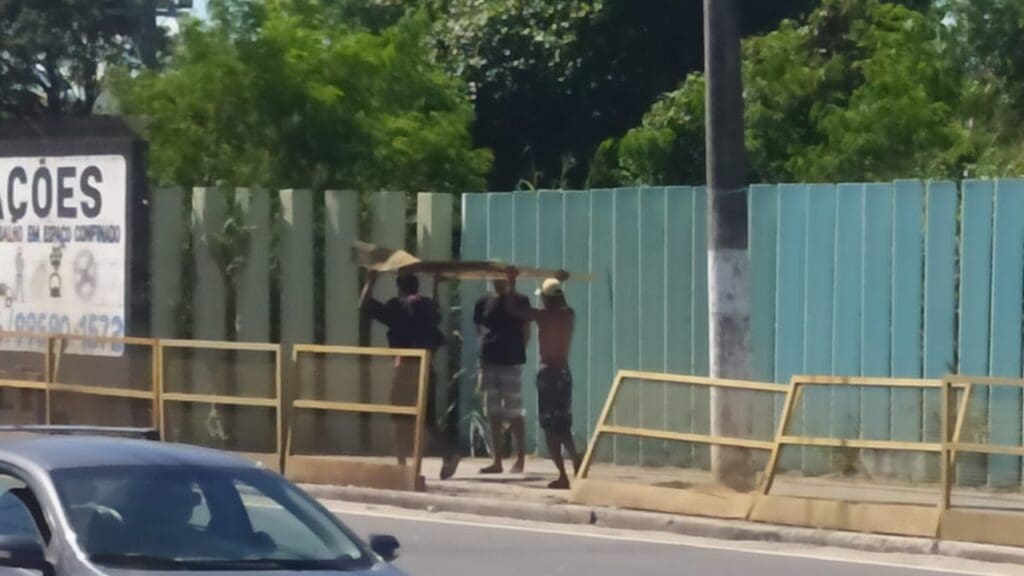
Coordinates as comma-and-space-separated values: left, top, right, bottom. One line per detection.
508, 274, 581, 489
361, 271, 460, 479
474, 277, 530, 474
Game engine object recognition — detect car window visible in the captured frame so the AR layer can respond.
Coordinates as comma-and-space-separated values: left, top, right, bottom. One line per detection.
0, 473, 45, 542
234, 480, 337, 559
52, 466, 371, 571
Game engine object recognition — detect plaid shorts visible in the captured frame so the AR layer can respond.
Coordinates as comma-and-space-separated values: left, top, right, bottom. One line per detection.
479, 365, 524, 419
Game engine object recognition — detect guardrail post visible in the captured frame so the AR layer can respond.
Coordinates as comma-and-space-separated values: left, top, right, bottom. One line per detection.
758, 380, 798, 496
44, 335, 53, 425
939, 378, 952, 513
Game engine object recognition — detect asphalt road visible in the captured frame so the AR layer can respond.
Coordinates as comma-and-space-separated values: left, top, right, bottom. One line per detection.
328, 503, 1020, 576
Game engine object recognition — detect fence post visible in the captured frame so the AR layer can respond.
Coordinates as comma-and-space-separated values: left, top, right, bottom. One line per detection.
236, 187, 273, 453
279, 189, 315, 461
189, 187, 228, 445
368, 191, 407, 455
324, 190, 360, 453
151, 187, 185, 339
416, 192, 453, 453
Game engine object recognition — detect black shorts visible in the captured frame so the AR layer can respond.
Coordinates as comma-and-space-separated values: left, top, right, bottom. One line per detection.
537, 365, 572, 433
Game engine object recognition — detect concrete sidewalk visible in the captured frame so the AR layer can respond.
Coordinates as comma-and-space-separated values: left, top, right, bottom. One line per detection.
302, 456, 1024, 568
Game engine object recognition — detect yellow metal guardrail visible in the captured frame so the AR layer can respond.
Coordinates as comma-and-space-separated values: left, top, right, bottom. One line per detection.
571, 370, 786, 519
0, 331, 50, 425
157, 339, 283, 472
50, 334, 160, 430
0, 332, 157, 428
751, 375, 961, 538
11, 329, 1024, 543
286, 344, 430, 491
937, 376, 1024, 548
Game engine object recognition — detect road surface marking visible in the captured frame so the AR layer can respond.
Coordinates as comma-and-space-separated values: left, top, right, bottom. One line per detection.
325, 502, 999, 576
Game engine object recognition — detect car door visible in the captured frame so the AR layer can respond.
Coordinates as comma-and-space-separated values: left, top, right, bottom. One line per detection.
0, 469, 52, 575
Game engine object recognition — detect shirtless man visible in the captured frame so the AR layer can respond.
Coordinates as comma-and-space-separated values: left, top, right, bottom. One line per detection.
507, 273, 581, 489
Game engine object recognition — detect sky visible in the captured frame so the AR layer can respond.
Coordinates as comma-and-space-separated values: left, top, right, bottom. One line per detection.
192, 0, 209, 19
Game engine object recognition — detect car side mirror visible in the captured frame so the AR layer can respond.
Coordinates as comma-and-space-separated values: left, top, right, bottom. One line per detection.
369, 534, 400, 562
0, 535, 50, 572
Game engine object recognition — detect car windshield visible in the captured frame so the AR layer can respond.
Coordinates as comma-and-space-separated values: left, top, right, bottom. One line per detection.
51, 465, 372, 571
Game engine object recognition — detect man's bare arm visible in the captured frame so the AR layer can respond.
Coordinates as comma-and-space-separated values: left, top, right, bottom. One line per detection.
358, 270, 379, 310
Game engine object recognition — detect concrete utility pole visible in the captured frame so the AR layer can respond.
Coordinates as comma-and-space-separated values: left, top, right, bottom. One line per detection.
704, 0, 755, 491
140, 0, 159, 69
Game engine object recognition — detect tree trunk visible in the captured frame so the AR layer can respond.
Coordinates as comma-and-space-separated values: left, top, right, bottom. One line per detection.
704, 0, 755, 492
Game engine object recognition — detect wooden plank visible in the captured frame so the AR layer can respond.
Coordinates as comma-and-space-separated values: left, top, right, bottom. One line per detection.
956, 180, 993, 486
831, 184, 863, 453
665, 186, 695, 467
589, 189, 616, 464
562, 192, 591, 447
802, 184, 836, 475
639, 187, 668, 466
775, 184, 808, 473
151, 187, 185, 339
987, 179, 1024, 488
923, 181, 957, 481
891, 180, 926, 479
513, 192, 540, 453
691, 187, 710, 469
861, 183, 893, 472
749, 184, 779, 441
613, 188, 641, 466
459, 193, 488, 452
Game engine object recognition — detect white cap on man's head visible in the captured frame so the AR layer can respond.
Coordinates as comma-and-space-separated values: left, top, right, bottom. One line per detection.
536, 278, 563, 297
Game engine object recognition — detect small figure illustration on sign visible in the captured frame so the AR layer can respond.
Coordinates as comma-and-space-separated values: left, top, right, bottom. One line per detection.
14, 247, 25, 303
49, 244, 64, 299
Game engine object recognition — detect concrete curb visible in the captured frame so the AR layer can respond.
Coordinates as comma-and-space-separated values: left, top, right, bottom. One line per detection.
302, 484, 1024, 566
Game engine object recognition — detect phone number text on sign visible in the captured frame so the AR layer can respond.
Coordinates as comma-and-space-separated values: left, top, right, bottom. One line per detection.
0, 155, 127, 357
0, 310, 126, 355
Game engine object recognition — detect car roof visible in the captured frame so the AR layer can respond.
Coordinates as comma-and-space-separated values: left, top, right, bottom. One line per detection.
0, 436, 261, 472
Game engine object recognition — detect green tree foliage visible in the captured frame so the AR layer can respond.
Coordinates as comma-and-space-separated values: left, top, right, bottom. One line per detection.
945, 0, 1024, 176
0, 0, 161, 117
427, 0, 819, 190
113, 0, 491, 192
610, 0, 967, 185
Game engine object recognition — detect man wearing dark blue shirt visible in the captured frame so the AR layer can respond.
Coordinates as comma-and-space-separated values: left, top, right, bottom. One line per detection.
361, 271, 459, 479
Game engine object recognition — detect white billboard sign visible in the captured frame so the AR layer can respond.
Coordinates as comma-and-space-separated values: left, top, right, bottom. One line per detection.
0, 155, 127, 356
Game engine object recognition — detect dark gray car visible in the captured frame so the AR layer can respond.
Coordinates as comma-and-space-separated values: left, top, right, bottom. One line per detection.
0, 432, 406, 575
